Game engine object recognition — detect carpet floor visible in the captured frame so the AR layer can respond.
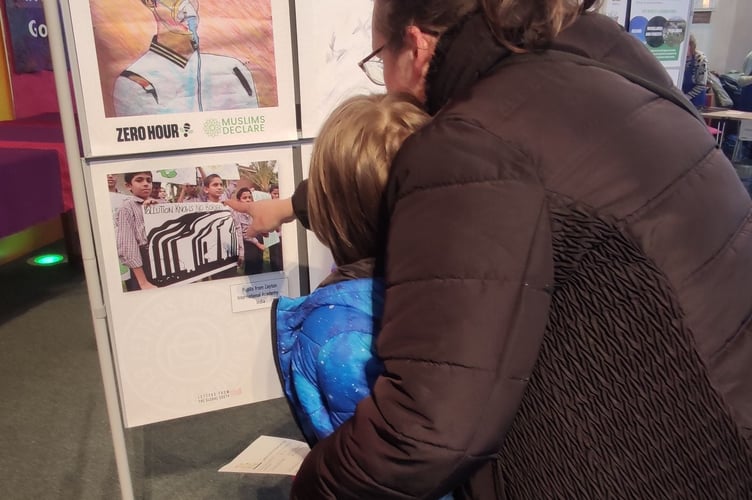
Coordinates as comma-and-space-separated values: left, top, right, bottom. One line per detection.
0, 240, 301, 499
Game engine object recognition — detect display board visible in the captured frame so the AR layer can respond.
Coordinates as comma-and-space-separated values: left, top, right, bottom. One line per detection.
628, 0, 693, 85
85, 147, 298, 427
295, 0, 383, 138
599, 0, 630, 29
299, 144, 335, 291
62, 0, 297, 157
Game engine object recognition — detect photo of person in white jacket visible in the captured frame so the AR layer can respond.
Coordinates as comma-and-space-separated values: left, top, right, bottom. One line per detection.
113, 0, 259, 116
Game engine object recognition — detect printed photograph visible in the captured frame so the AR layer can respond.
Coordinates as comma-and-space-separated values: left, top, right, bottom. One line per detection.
108, 162, 283, 292
88, 0, 278, 117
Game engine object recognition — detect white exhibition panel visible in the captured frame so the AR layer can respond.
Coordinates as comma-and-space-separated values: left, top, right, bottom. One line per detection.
63, 0, 297, 157
85, 147, 299, 427
599, 0, 629, 28
628, 0, 693, 87
299, 144, 335, 291
295, 0, 384, 138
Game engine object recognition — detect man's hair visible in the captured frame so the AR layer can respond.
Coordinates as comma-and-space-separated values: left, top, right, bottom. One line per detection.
124, 171, 152, 184
203, 173, 221, 187
376, 0, 601, 52
308, 93, 430, 266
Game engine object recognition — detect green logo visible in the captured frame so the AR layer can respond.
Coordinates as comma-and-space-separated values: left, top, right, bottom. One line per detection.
156, 169, 178, 178
203, 116, 266, 137
204, 119, 222, 137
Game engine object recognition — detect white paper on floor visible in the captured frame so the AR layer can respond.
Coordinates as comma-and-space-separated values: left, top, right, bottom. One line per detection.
219, 435, 310, 475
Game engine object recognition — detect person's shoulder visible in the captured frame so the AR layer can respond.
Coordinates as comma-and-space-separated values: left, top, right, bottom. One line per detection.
120, 195, 143, 206
310, 278, 375, 304
114, 197, 144, 219
392, 112, 533, 189
293, 280, 379, 329
119, 51, 156, 74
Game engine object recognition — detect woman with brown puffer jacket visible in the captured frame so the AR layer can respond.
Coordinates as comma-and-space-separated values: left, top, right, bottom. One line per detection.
241, 1, 752, 498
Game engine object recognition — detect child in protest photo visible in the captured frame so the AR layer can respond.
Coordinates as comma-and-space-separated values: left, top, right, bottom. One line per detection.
234, 187, 266, 275
177, 182, 201, 203
267, 184, 283, 272
203, 173, 244, 278
116, 171, 161, 291
271, 94, 453, 499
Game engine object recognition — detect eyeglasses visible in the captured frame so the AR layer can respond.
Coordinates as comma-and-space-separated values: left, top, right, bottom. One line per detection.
358, 44, 386, 86
357, 28, 441, 87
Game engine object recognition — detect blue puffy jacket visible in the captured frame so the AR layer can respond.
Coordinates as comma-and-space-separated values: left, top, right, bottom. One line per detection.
272, 276, 385, 446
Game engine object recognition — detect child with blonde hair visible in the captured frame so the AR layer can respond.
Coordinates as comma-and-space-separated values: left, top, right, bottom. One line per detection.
273, 93, 431, 446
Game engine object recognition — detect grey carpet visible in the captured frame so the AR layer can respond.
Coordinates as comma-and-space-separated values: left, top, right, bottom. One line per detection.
0, 241, 302, 499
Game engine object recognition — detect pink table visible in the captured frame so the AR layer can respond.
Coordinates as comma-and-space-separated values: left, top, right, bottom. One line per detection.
0, 113, 73, 212
0, 147, 63, 238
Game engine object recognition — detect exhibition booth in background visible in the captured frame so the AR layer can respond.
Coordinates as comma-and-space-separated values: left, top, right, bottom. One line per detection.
0, 0, 749, 499
0, 4, 72, 265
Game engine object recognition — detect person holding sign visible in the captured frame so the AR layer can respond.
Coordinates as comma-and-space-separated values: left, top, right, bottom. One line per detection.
108, 174, 133, 289
234, 187, 265, 275
113, 0, 259, 116
267, 184, 283, 272
116, 171, 161, 291
177, 182, 200, 203
203, 173, 243, 278
250, 1, 752, 498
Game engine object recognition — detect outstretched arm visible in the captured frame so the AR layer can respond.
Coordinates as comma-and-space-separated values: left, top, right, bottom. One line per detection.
223, 181, 308, 237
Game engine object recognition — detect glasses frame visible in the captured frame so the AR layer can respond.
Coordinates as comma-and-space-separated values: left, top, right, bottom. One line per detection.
358, 44, 386, 86
356, 28, 441, 87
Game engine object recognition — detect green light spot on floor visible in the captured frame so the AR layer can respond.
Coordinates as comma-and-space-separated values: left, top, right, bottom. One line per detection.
31, 253, 66, 266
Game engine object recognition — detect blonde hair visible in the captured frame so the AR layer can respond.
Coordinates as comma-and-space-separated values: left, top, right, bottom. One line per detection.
308, 93, 430, 266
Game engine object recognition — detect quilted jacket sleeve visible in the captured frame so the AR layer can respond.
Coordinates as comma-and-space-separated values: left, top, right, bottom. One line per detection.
291, 118, 555, 499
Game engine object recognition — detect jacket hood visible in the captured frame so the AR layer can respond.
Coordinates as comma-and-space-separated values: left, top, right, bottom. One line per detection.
425, 10, 509, 115
276, 277, 384, 338
425, 11, 675, 115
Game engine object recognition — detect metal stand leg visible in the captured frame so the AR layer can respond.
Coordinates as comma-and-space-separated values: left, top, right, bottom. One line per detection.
43, 1, 134, 498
